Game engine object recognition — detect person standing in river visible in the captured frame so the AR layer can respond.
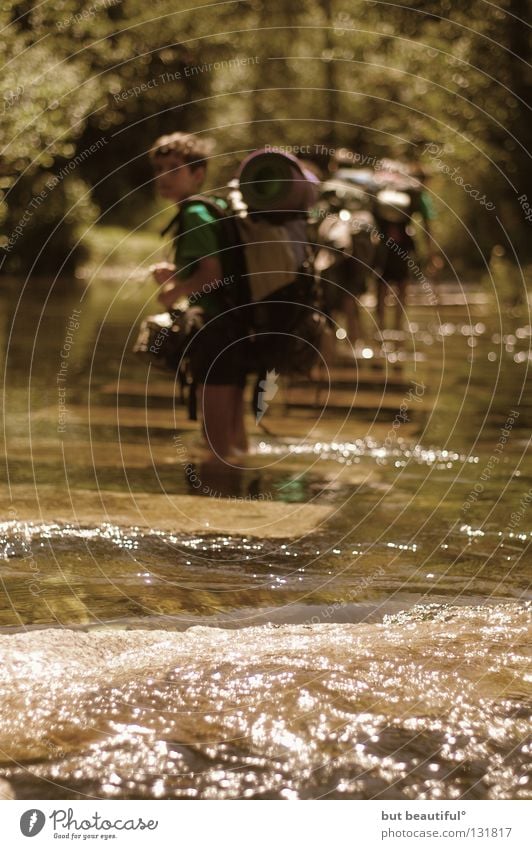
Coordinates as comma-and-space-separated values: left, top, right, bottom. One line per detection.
374, 162, 438, 337
149, 132, 248, 463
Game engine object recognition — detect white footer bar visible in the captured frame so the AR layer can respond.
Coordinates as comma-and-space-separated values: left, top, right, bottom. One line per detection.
3, 799, 530, 848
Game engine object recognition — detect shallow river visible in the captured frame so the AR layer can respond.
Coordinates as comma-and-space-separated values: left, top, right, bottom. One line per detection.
0, 275, 530, 799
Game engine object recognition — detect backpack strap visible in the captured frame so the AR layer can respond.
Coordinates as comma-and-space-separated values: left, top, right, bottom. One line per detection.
160, 210, 181, 238
184, 195, 249, 306
163, 195, 246, 282
160, 195, 225, 237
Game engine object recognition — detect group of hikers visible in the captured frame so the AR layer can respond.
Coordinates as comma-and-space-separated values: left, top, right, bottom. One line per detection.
137, 131, 438, 467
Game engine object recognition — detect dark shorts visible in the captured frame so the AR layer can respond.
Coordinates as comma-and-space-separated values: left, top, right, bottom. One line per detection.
376, 223, 415, 284
379, 248, 411, 284
188, 311, 248, 386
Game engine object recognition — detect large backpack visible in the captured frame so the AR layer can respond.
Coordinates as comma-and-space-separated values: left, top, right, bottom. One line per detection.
134, 150, 326, 421
373, 163, 423, 225
174, 191, 326, 378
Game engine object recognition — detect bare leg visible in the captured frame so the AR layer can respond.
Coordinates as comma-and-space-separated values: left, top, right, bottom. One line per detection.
231, 385, 248, 453
315, 323, 336, 374
342, 295, 361, 345
198, 384, 235, 461
395, 279, 407, 332
376, 283, 386, 335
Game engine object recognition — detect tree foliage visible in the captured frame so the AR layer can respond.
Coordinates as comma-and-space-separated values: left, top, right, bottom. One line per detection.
1, 0, 530, 272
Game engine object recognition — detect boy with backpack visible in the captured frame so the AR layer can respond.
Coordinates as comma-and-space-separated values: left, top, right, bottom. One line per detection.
149, 132, 248, 462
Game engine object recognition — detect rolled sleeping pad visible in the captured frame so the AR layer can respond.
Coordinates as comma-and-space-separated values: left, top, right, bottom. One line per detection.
335, 168, 379, 192
375, 188, 412, 223
237, 149, 319, 212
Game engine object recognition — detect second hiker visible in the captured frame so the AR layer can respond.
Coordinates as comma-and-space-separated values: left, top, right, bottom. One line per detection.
150, 132, 248, 462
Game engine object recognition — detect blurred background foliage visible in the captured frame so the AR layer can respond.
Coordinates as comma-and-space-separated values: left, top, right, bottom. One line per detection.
0, 0, 530, 274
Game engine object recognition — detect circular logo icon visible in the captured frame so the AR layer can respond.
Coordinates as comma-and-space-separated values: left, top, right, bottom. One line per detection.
20, 809, 46, 837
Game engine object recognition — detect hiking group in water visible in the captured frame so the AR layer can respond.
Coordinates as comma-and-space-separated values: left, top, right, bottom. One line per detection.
133, 132, 439, 467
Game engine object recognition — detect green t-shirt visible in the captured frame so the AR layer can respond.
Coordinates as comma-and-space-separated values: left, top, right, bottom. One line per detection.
172, 199, 229, 317
419, 191, 437, 222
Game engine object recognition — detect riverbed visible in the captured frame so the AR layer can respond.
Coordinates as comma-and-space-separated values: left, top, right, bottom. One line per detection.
0, 275, 530, 799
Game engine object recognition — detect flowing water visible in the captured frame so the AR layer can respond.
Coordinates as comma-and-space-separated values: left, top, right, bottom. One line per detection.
0, 274, 530, 799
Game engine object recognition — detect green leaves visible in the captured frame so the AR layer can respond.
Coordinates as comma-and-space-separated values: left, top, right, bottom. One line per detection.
1, 0, 529, 271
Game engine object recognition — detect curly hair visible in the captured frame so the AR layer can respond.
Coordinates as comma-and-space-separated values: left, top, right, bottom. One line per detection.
149, 132, 211, 170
